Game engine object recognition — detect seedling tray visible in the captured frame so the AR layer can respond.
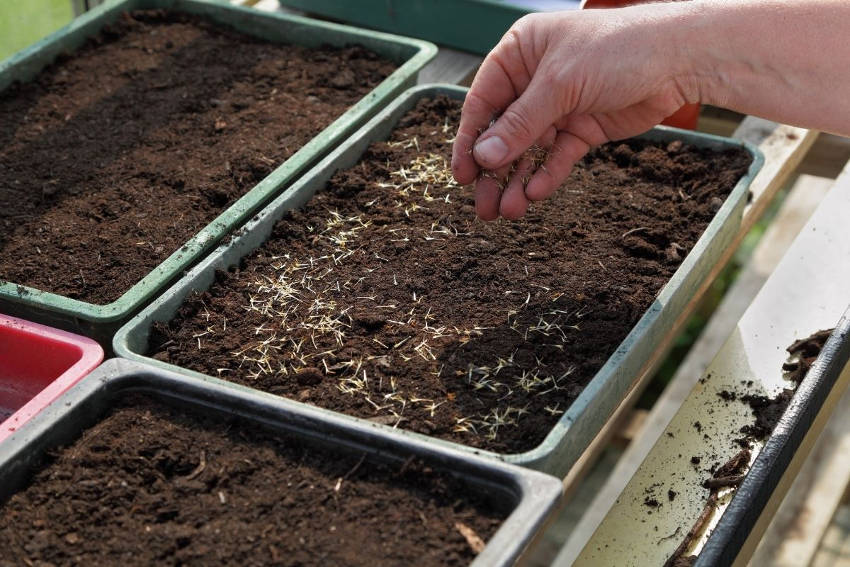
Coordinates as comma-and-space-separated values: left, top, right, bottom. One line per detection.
0, 0, 436, 346
114, 84, 764, 477
0, 358, 562, 566
0, 314, 102, 444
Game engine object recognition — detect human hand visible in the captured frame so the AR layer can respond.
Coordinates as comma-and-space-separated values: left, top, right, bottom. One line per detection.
451, 6, 700, 220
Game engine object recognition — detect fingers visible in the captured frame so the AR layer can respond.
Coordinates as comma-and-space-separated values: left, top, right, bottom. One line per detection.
452, 91, 496, 186
475, 163, 511, 221
533, 125, 558, 155
525, 115, 607, 202
474, 175, 502, 222
524, 132, 588, 202
499, 155, 535, 220
471, 74, 561, 172
452, 51, 531, 185
475, 128, 555, 220
452, 18, 540, 185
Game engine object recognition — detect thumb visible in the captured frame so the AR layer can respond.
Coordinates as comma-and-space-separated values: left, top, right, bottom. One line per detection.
472, 77, 560, 170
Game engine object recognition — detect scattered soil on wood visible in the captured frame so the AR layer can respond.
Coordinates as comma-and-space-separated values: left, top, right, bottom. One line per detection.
0, 10, 395, 304
663, 328, 834, 567
0, 394, 504, 566
740, 328, 833, 440
150, 96, 752, 454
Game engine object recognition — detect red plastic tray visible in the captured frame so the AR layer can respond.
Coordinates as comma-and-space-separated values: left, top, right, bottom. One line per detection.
0, 314, 103, 443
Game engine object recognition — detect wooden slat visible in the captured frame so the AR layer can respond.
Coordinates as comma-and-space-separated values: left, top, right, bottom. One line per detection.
813, 505, 850, 567
613, 408, 649, 447
737, 118, 818, 224
799, 133, 850, 179
550, 173, 833, 565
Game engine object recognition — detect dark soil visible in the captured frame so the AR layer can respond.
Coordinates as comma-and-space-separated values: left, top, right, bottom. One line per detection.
783, 329, 834, 381
150, 96, 752, 454
0, 394, 504, 566
0, 10, 395, 304
740, 328, 833, 440
670, 554, 698, 567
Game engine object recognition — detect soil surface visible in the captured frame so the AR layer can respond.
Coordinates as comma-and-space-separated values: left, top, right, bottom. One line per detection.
151, 96, 752, 454
0, 10, 395, 304
0, 394, 504, 566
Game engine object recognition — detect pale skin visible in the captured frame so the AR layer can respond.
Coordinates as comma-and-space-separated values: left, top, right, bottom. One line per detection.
451, 0, 850, 221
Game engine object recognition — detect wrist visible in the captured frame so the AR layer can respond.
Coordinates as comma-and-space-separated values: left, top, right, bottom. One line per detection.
615, 1, 715, 106
627, 0, 764, 109
661, 1, 727, 107
675, 1, 743, 109
669, 0, 790, 112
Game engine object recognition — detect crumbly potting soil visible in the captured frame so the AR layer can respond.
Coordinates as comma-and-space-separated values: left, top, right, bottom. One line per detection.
151, 96, 752, 454
0, 10, 395, 304
0, 395, 504, 566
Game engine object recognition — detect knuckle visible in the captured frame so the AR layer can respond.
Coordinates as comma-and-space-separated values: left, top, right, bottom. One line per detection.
498, 13, 539, 52
463, 90, 491, 116
499, 106, 536, 142
502, 20, 524, 44
490, 28, 519, 61
551, 65, 572, 89
512, 13, 541, 35
501, 26, 521, 49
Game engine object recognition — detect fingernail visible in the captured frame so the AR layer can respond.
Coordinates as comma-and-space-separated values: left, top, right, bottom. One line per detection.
474, 136, 508, 166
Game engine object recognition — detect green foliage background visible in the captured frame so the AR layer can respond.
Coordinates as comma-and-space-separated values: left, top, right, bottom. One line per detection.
0, 0, 74, 61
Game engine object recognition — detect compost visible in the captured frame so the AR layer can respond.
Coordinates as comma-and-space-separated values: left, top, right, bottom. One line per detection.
0, 10, 395, 304
0, 394, 503, 566
151, 96, 752, 454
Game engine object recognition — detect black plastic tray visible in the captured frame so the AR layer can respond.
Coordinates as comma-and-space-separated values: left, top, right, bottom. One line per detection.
0, 359, 562, 566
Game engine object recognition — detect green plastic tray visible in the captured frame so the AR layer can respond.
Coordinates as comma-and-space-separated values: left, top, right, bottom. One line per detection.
114, 84, 764, 477
0, 0, 436, 346
278, 0, 536, 55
